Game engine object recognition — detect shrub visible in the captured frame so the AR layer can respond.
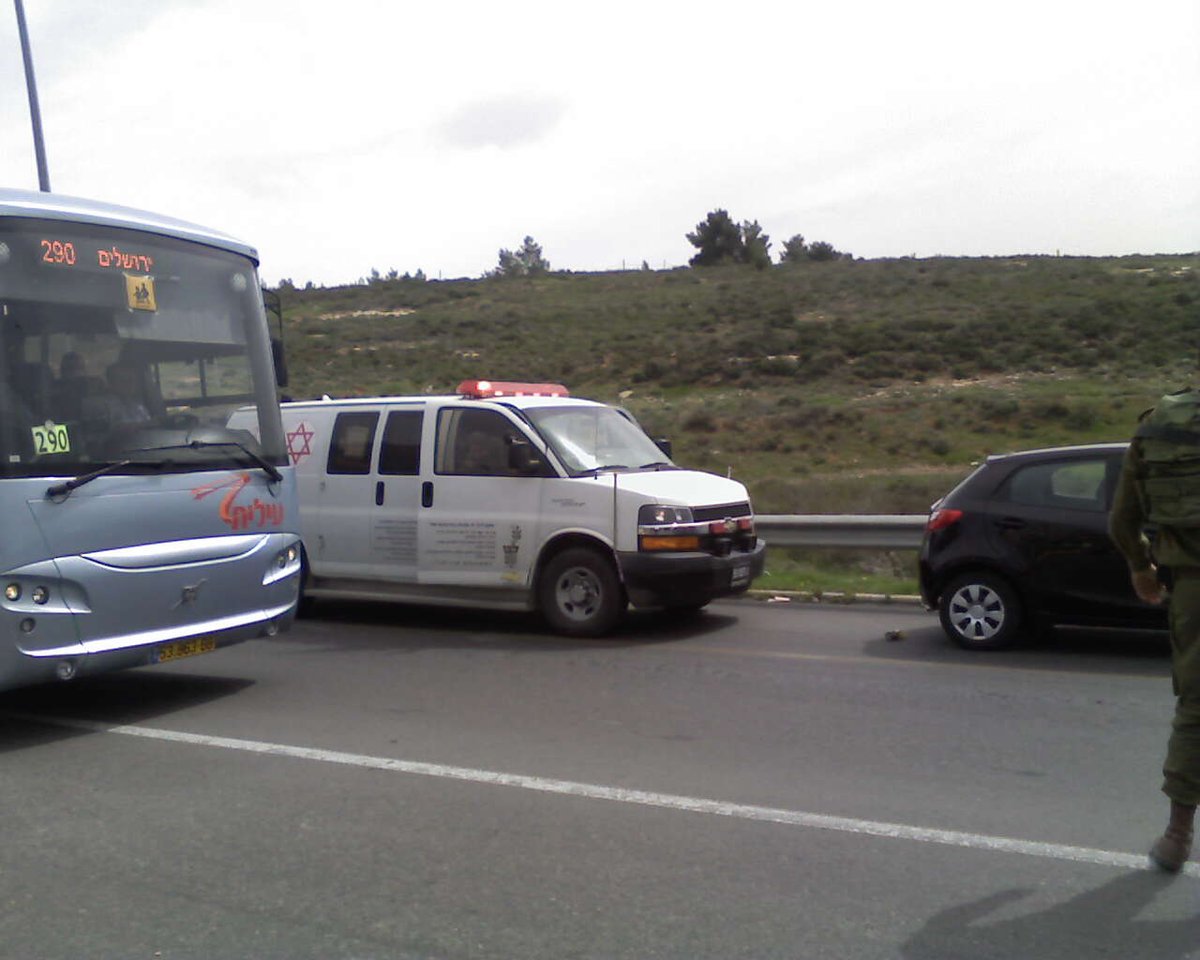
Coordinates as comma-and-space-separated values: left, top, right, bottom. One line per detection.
682, 410, 717, 432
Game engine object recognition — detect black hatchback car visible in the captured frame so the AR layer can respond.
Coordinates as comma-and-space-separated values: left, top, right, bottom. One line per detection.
919, 443, 1167, 650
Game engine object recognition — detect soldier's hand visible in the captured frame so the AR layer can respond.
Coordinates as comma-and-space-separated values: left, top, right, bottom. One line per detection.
1132, 567, 1166, 605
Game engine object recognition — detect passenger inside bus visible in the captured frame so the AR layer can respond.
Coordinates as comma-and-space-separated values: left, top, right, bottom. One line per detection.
53, 351, 108, 422
7, 359, 53, 420
104, 361, 152, 424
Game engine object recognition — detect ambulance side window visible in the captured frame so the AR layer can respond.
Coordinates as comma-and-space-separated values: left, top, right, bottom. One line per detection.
379, 409, 423, 476
436, 408, 518, 477
327, 411, 378, 475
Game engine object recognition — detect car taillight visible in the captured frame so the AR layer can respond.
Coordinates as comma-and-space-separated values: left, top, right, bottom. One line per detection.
926, 508, 963, 532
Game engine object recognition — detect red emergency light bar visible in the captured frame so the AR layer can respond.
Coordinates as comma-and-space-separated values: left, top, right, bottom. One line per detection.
458, 380, 570, 399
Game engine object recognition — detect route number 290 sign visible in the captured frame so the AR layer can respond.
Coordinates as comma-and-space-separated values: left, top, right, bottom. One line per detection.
31, 421, 71, 455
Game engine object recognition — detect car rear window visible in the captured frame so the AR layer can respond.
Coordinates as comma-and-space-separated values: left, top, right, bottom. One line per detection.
1003, 459, 1107, 512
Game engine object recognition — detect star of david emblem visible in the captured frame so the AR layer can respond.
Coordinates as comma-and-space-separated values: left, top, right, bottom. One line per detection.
286, 422, 315, 465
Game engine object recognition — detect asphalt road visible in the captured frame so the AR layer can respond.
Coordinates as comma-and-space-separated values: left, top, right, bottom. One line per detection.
1, 598, 1196, 960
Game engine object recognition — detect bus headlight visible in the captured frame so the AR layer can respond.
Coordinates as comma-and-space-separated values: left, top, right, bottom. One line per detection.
4, 583, 20, 602
31, 586, 49, 605
263, 543, 302, 585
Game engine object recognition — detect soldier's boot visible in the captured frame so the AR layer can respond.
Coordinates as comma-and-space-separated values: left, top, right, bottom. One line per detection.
1149, 801, 1196, 872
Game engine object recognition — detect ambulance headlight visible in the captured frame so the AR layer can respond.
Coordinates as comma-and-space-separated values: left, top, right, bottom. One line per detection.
638, 505, 693, 525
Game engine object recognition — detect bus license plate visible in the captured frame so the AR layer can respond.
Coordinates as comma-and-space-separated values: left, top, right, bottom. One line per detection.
156, 637, 217, 663
731, 564, 751, 587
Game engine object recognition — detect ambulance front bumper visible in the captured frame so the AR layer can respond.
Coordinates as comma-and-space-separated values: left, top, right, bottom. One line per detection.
617, 540, 766, 608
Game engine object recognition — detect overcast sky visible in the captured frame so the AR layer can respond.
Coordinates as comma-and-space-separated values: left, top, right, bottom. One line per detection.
2, 0, 1197, 286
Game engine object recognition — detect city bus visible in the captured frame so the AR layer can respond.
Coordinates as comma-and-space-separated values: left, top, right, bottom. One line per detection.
0, 188, 301, 692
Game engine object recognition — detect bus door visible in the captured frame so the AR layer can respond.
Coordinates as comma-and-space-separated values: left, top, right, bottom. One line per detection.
418, 406, 544, 589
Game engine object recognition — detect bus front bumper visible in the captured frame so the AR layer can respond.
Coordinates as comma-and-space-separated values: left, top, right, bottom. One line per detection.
1, 600, 296, 693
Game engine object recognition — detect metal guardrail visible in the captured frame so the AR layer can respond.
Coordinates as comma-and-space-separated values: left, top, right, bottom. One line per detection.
755, 515, 927, 550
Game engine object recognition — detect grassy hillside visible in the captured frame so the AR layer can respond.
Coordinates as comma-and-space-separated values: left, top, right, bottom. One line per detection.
274, 254, 1199, 517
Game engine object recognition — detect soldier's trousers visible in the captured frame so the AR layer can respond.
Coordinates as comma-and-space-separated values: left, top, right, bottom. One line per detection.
1164, 575, 1200, 805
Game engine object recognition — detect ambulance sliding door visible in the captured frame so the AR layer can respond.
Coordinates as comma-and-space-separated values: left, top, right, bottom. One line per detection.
313, 409, 380, 578
314, 406, 424, 581
366, 406, 424, 580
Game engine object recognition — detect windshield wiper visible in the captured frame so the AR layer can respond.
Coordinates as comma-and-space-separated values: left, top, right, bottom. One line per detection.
580, 464, 630, 477
46, 459, 167, 499
126, 440, 283, 483
638, 461, 677, 471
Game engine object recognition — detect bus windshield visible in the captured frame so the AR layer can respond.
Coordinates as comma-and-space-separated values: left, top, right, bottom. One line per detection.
0, 217, 285, 478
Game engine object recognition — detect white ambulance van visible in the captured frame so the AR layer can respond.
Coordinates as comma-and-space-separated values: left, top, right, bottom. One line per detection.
230, 381, 765, 636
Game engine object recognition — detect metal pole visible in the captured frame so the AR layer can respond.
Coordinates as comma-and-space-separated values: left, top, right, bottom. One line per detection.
14, 0, 51, 192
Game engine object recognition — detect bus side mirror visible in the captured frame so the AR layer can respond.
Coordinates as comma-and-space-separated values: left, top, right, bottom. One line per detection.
271, 337, 289, 388
654, 437, 672, 458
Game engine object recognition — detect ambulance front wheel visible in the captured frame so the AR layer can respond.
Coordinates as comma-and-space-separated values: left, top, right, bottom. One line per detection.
539, 547, 626, 637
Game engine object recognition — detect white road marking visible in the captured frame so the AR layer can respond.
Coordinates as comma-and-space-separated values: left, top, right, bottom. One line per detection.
18, 711, 1198, 878
690, 645, 1168, 680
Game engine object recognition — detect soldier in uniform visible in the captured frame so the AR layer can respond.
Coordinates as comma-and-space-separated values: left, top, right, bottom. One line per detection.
1110, 390, 1200, 872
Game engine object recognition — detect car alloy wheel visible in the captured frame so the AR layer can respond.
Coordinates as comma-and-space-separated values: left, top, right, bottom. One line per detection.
939, 572, 1022, 650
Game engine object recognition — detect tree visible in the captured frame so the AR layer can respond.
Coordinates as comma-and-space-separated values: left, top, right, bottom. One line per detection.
779, 234, 807, 264
806, 240, 843, 262
686, 209, 745, 266
686, 210, 773, 268
741, 220, 772, 271
494, 235, 550, 277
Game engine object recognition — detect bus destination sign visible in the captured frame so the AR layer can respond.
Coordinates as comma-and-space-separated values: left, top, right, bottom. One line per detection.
40, 237, 154, 273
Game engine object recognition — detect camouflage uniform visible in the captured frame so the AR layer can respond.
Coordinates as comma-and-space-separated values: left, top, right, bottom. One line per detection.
1111, 440, 1200, 808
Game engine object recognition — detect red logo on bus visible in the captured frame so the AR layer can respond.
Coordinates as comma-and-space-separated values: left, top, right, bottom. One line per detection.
191, 473, 285, 531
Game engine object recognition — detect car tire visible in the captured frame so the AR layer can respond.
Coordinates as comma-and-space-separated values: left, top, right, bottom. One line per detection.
938, 571, 1023, 651
539, 547, 626, 637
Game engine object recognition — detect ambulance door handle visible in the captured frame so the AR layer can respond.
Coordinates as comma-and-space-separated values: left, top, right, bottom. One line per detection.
422, 481, 433, 508
375, 481, 385, 506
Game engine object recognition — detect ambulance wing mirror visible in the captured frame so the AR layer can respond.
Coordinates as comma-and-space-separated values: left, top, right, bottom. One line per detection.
654, 437, 672, 459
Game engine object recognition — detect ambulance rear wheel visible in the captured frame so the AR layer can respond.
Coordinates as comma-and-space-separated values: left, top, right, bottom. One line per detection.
539, 547, 625, 637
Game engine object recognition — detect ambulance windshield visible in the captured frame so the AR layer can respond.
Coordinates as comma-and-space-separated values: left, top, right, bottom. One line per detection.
524, 405, 672, 476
